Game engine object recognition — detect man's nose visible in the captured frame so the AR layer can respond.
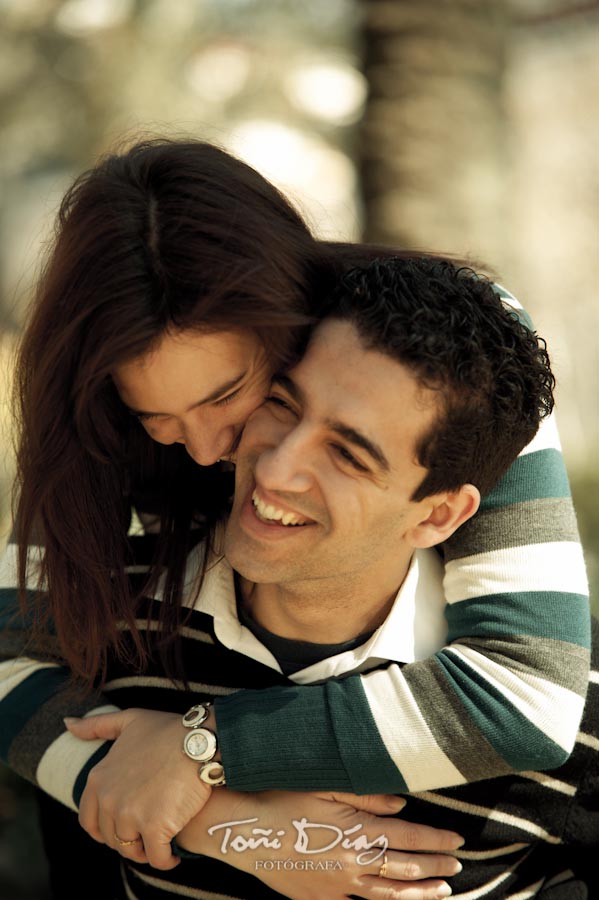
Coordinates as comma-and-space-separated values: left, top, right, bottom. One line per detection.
254, 428, 313, 493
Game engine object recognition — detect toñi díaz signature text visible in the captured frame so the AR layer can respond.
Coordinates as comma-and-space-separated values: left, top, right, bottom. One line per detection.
206, 817, 388, 865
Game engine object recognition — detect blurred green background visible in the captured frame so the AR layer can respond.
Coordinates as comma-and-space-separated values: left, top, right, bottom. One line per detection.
0, 1, 597, 897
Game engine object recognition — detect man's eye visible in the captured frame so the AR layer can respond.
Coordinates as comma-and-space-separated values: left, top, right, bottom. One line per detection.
333, 444, 369, 473
213, 387, 242, 407
134, 412, 159, 422
265, 394, 293, 412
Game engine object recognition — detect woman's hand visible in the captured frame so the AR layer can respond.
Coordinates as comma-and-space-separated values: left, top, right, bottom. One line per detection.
178, 789, 463, 899
65, 708, 213, 870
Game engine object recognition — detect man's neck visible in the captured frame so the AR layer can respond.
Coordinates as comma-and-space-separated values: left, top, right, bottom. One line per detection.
239, 558, 413, 644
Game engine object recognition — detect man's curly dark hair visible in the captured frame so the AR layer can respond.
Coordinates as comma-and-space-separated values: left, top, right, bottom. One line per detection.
324, 257, 555, 499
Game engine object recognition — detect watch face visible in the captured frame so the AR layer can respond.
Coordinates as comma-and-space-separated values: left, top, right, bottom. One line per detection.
184, 728, 216, 762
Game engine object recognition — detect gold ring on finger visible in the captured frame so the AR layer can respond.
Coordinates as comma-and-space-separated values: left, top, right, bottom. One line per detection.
114, 832, 142, 847
378, 852, 388, 877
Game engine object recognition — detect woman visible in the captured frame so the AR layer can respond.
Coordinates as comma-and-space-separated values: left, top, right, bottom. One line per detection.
0, 139, 589, 899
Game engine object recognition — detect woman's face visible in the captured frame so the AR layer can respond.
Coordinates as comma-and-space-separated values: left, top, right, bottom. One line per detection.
113, 329, 272, 466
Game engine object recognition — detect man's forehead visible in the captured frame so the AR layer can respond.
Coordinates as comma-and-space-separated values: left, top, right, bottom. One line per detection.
287, 319, 364, 386
307, 316, 361, 351
292, 318, 398, 395
294, 317, 364, 374
283, 318, 437, 469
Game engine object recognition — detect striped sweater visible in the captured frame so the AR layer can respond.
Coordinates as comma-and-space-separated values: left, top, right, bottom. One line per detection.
119, 618, 599, 899
0, 426, 593, 896
0, 303, 591, 805
6, 584, 597, 900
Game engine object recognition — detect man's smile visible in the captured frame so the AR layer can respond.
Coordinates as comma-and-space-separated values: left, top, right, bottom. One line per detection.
235, 484, 318, 541
252, 490, 311, 527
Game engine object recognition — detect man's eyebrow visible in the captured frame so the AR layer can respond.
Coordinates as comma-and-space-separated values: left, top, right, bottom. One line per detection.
126, 372, 247, 417
271, 374, 390, 473
327, 421, 390, 473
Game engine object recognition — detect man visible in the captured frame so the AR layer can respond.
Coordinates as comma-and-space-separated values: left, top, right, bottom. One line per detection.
5, 258, 595, 899
174, 257, 596, 898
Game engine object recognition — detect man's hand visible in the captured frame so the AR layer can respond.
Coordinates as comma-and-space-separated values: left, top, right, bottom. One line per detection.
65, 708, 212, 870
178, 789, 463, 899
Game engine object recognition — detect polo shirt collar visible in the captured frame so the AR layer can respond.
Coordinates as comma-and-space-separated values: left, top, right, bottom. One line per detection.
186, 545, 447, 679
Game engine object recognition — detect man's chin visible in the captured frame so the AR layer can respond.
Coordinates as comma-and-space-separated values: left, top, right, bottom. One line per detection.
224, 521, 283, 584
223, 519, 253, 574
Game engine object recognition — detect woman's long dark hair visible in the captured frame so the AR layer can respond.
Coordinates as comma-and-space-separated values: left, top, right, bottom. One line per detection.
13, 139, 326, 686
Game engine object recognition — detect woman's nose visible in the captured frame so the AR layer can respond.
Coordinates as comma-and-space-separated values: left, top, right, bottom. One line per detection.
182, 424, 236, 466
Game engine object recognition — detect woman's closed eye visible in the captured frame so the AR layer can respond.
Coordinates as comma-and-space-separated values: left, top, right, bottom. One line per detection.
212, 387, 243, 407
132, 411, 163, 423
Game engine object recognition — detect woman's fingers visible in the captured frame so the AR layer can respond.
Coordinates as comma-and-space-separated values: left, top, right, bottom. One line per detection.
355, 848, 461, 900
111, 829, 148, 864
98, 805, 147, 863
64, 711, 132, 742
358, 879, 453, 900
77, 778, 104, 844
385, 815, 464, 853
315, 791, 407, 816
71, 708, 210, 869
374, 849, 462, 880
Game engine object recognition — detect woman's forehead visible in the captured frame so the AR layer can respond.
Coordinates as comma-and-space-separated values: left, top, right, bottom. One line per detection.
112, 329, 267, 410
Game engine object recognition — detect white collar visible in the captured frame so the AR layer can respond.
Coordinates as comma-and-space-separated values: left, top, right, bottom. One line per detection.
184, 546, 447, 681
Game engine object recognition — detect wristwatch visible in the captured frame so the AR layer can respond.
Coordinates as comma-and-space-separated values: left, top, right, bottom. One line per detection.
181, 703, 226, 786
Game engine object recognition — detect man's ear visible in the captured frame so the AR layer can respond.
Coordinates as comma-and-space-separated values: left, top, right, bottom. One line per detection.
406, 484, 480, 549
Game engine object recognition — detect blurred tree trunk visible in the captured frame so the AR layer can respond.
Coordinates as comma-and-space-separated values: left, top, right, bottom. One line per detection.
358, 0, 510, 264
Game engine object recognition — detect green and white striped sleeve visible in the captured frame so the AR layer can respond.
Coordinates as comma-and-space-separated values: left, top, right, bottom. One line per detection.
0, 542, 116, 810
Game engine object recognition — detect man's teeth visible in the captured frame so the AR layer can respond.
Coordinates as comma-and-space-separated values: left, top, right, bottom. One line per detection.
252, 491, 307, 526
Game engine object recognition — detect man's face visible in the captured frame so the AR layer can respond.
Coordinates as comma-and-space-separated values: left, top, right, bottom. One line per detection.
225, 319, 441, 592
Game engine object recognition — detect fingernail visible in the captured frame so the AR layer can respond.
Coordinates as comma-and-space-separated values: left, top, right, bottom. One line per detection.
386, 796, 406, 811
452, 860, 463, 874
63, 717, 79, 726
436, 886, 452, 899
450, 833, 465, 848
